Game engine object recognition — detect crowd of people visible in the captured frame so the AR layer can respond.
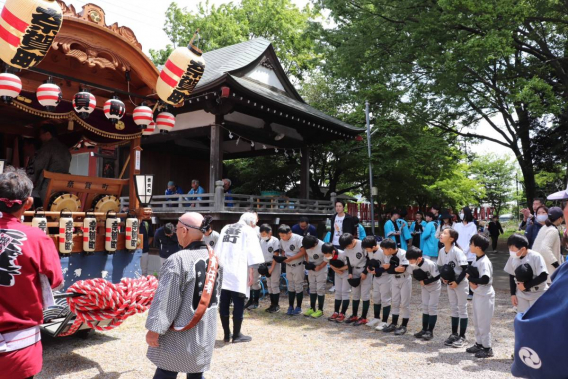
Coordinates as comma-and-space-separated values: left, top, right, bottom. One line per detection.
2, 154, 566, 379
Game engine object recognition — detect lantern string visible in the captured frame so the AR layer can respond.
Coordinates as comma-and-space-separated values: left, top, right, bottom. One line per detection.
218, 124, 300, 156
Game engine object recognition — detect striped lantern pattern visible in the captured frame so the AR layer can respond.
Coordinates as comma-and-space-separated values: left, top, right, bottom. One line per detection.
156, 45, 205, 105
36, 82, 61, 110
104, 97, 126, 124
156, 112, 175, 133
0, 72, 22, 100
142, 121, 156, 136
133, 105, 153, 128
73, 91, 96, 119
0, 0, 63, 69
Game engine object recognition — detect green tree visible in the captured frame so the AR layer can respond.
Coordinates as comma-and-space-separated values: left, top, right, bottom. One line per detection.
469, 154, 515, 216
317, 0, 568, 208
150, 0, 321, 80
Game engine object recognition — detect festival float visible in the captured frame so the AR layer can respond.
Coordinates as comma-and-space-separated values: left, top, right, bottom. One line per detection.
0, 0, 204, 338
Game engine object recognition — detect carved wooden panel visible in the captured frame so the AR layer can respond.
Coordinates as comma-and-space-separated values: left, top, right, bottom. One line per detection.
56, 1, 143, 50
51, 35, 132, 72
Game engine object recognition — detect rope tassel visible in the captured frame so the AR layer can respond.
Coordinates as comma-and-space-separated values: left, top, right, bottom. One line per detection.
59, 276, 158, 336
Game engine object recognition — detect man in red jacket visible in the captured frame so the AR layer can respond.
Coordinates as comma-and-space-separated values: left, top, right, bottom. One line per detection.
0, 167, 63, 379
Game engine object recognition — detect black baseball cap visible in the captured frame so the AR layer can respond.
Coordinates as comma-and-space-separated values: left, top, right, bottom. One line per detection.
548, 206, 564, 222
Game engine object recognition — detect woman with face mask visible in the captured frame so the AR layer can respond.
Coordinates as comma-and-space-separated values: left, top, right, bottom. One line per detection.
531, 207, 564, 283
524, 205, 548, 249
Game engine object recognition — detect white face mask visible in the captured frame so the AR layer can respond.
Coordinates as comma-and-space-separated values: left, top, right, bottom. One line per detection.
536, 214, 548, 223
509, 250, 519, 259
459, 213, 465, 220
261, 236, 270, 241
324, 256, 331, 262
409, 263, 417, 269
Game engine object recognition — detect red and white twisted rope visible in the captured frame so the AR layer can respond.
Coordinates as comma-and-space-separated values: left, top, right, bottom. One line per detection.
60, 276, 158, 337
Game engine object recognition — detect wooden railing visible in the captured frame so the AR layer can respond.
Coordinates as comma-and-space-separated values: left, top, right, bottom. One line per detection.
120, 181, 335, 215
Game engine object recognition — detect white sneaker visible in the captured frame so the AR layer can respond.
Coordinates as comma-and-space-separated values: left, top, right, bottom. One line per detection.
375, 322, 388, 331
328, 286, 335, 293
366, 318, 380, 327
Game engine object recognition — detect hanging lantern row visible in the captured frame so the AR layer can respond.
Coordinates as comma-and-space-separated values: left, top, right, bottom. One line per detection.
0, 72, 176, 132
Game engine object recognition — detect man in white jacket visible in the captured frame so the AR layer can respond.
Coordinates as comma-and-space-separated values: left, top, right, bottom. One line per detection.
215, 212, 265, 343
532, 207, 563, 283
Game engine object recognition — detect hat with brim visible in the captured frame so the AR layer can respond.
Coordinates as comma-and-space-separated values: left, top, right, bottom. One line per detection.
412, 269, 428, 281
330, 259, 345, 268
348, 278, 361, 287
258, 264, 270, 277
440, 264, 456, 282
304, 262, 317, 271
273, 255, 287, 263
547, 187, 568, 200
466, 265, 480, 280
515, 263, 534, 283
548, 206, 564, 222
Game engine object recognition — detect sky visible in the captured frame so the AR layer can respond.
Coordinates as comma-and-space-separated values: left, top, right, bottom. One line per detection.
0, 0, 510, 157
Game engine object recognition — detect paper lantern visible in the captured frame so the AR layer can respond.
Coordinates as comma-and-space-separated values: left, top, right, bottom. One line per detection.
73, 91, 96, 119
142, 121, 156, 136
133, 105, 153, 128
0, 72, 22, 102
82, 211, 97, 254
31, 209, 47, 234
105, 211, 119, 254
156, 111, 175, 133
0, 0, 63, 69
104, 96, 125, 124
156, 42, 205, 105
36, 82, 61, 111
125, 212, 139, 251
59, 210, 74, 254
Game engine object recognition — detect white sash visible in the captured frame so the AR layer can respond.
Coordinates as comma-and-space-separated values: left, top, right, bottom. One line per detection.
0, 326, 41, 353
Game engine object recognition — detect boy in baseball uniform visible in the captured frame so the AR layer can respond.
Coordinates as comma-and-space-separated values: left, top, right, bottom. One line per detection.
259, 224, 282, 313
466, 234, 495, 358
340, 233, 372, 326
203, 222, 220, 249
380, 238, 412, 335
302, 235, 328, 318
323, 243, 351, 322
361, 236, 392, 331
438, 228, 470, 348
504, 234, 548, 314
406, 246, 441, 341
278, 224, 306, 316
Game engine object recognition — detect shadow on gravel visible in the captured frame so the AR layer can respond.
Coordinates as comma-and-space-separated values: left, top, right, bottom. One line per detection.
42, 351, 135, 378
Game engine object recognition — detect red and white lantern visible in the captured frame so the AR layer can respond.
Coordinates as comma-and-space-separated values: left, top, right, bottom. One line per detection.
133, 105, 153, 128
59, 210, 74, 254
73, 91, 96, 119
156, 111, 175, 133
0, 72, 21, 102
36, 82, 61, 111
125, 212, 139, 251
0, 0, 63, 69
82, 212, 97, 254
104, 96, 125, 124
142, 121, 156, 136
105, 211, 119, 254
156, 40, 206, 105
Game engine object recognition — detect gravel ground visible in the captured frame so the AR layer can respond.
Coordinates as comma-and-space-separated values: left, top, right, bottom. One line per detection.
39, 283, 516, 379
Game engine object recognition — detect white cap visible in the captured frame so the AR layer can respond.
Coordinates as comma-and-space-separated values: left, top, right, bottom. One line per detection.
547, 187, 568, 200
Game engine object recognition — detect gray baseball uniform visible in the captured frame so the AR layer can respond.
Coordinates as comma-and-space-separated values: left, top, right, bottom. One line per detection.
280, 234, 305, 293
504, 249, 548, 313
344, 240, 372, 301
471, 254, 495, 348
252, 236, 281, 294
306, 240, 328, 296
203, 230, 220, 249
388, 249, 412, 319
332, 250, 351, 301
368, 248, 392, 306
415, 258, 441, 316
437, 246, 469, 318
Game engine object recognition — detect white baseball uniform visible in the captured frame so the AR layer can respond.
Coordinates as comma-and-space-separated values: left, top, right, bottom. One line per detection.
368, 248, 392, 307
471, 254, 495, 348
331, 250, 350, 301
504, 249, 548, 313
344, 240, 372, 301
280, 234, 305, 293
414, 258, 441, 316
437, 245, 469, 318
305, 240, 328, 296
252, 236, 281, 294
203, 230, 220, 249
388, 249, 412, 319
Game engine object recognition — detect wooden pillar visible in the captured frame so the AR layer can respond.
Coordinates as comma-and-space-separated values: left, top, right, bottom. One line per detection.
209, 115, 224, 192
300, 146, 310, 199
128, 137, 142, 210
